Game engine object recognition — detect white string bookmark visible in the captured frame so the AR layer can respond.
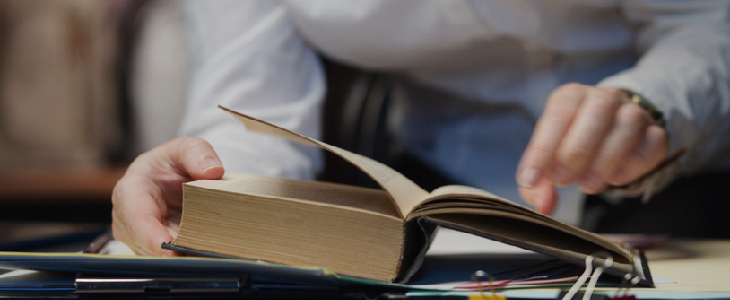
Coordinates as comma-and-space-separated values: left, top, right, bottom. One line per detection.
561, 251, 613, 300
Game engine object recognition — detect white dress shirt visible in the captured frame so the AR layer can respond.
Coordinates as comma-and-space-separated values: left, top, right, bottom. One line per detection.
178, 0, 730, 223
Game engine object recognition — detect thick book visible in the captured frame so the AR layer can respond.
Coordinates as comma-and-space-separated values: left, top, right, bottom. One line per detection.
163, 105, 653, 286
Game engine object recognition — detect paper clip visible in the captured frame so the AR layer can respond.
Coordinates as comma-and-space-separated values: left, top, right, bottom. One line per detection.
561, 251, 613, 300
468, 270, 506, 300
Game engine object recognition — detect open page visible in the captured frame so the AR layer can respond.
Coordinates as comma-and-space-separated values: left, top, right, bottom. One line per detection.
406, 185, 644, 283
430, 185, 503, 200
415, 186, 633, 260
420, 213, 650, 284
220, 105, 429, 218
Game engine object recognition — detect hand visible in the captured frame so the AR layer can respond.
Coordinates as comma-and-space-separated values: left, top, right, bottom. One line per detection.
516, 84, 667, 215
112, 137, 224, 256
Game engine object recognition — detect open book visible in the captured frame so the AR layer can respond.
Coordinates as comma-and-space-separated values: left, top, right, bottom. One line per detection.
164, 105, 652, 286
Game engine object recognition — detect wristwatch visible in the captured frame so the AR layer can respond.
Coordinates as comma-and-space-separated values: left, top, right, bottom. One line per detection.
621, 89, 665, 128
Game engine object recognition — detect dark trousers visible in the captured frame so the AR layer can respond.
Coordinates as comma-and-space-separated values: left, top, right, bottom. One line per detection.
583, 171, 730, 238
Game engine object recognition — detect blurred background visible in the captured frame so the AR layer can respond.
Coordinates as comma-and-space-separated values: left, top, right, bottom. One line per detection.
0, 0, 187, 244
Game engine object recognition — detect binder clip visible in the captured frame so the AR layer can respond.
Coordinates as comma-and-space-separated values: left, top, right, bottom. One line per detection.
611, 251, 640, 300
469, 270, 506, 300
559, 251, 613, 300
610, 272, 640, 300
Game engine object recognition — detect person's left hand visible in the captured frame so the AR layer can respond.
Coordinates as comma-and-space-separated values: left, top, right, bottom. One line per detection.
516, 83, 667, 215
111, 137, 224, 256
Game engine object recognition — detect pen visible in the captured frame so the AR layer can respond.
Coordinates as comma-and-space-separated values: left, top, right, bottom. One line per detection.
83, 233, 111, 254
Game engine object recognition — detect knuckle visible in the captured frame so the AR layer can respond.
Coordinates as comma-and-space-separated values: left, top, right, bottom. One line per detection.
595, 151, 621, 170
619, 104, 650, 126
549, 83, 586, 104
596, 150, 621, 167
529, 142, 554, 163
556, 83, 586, 95
646, 128, 668, 159
127, 152, 156, 175
110, 177, 130, 207
179, 137, 210, 153
650, 127, 668, 144
540, 113, 571, 131
634, 148, 653, 162
561, 144, 590, 169
111, 185, 122, 207
587, 91, 621, 113
598, 85, 623, 95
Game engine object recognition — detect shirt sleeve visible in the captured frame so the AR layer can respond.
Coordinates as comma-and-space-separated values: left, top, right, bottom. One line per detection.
178, 0, 325, 180
598, 0, 730, 199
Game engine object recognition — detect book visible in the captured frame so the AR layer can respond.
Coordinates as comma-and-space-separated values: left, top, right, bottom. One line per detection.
163, 105, 653, 286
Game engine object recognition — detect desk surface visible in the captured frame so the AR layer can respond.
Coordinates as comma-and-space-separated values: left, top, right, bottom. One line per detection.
645, 239, 730, 292
424, 229, 730, 293
0, 230, 728, 295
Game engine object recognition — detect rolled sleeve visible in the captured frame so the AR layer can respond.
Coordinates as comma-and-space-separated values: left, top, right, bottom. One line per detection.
599, 0, 730, 199
179, 0, 325, 180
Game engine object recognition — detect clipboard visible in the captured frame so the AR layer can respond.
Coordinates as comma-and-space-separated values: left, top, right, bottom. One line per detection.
0, 230, 656, 298
0, 251, 406, 299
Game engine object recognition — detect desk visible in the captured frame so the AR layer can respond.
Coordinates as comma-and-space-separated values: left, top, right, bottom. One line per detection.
643, 239, 730, 292
426, 229, 730, 293
0, 234, 728, 298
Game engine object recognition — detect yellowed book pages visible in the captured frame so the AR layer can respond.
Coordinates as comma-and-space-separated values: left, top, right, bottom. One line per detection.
168, 106, 652, 285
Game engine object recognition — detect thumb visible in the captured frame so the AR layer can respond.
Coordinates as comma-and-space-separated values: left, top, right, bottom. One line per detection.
164, 137, 225, 180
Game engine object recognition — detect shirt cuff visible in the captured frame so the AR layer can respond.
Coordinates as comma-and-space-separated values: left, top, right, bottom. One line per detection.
603, 149, 686, 203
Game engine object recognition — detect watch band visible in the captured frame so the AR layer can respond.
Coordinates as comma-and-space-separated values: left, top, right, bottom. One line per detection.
621, 89, 665, 128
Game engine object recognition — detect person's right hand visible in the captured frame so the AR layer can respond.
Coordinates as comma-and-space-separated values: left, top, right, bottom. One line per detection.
112, 137, 224, 256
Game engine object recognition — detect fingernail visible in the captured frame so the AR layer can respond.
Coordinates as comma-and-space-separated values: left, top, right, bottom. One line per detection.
554, 167, 573, 186
162, 253, 169, 258
199, 158, 221, 172
517, 167, 541, 188
579, 173, 603, 194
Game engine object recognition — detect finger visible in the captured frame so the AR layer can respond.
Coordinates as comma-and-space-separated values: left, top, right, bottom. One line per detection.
132, 214, 181, 257
518, 83, 586, 188
112, 205, 157, 256
519, 176, 558, 215
591, 102, 652, 182
113, 201, 183, 257
179, 137, 225, 179
111, 208, 135, 250
577, 172, 608, 195
153, 137, 225, 180
611, 125, 668, 185
555, 87, 622, 186
111, 177, 182, 257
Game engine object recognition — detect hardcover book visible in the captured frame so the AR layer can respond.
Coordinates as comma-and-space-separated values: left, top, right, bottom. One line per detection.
163, 106, 652, 286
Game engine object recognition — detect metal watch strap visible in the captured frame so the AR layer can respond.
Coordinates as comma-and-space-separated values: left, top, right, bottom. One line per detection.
621, 89, 665, 128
